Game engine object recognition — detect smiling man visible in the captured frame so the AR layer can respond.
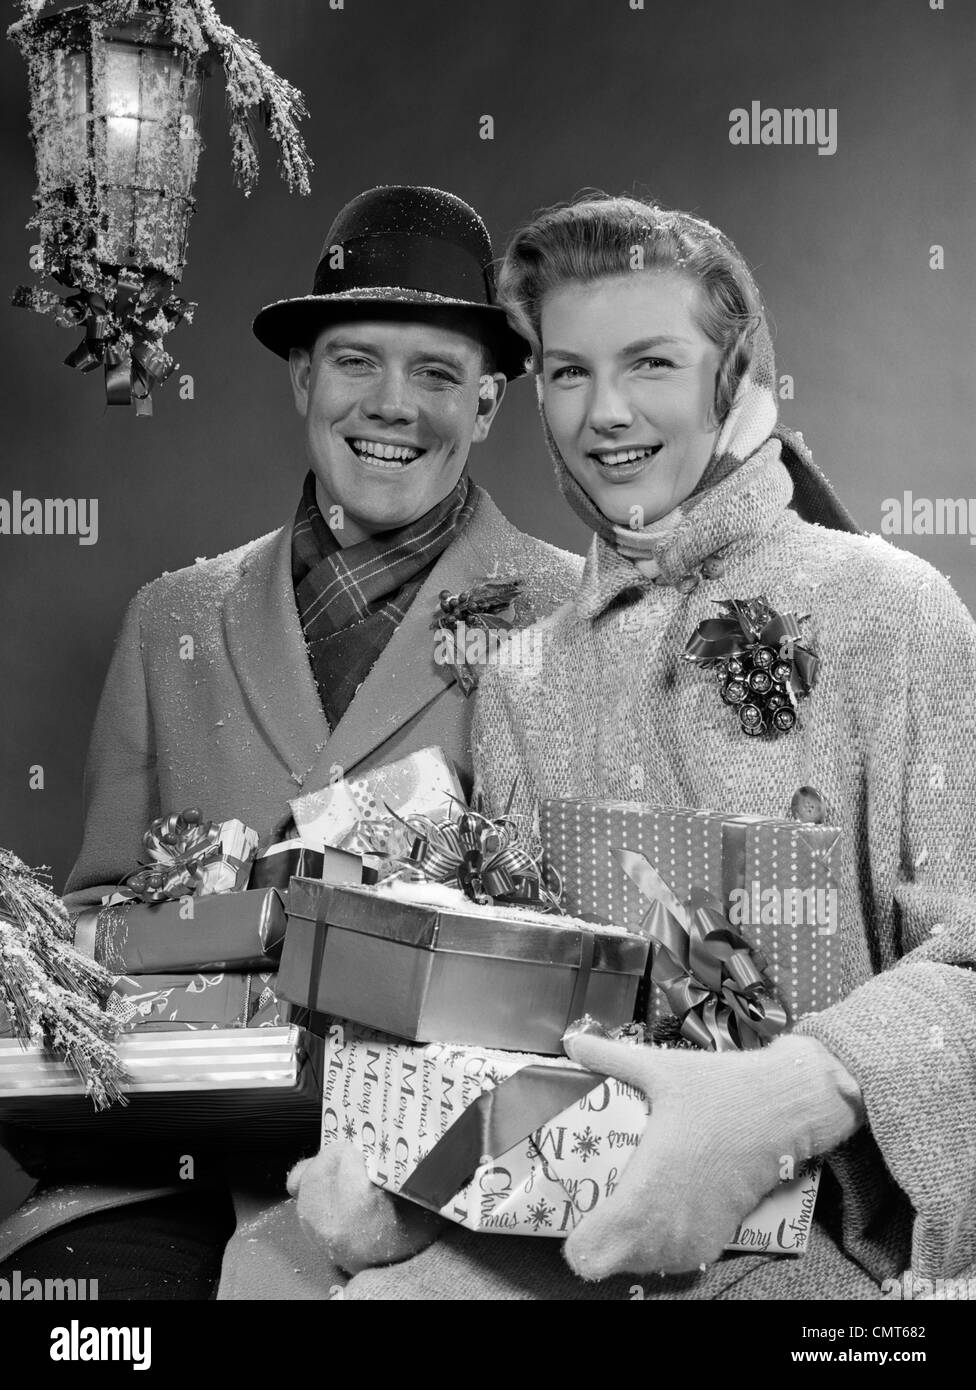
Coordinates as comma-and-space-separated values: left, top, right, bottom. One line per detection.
0, 187, 582, 1302
62, 185, 582, 891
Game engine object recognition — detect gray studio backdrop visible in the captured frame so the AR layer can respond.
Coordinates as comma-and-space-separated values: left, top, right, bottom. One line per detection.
1, 0, 973, 887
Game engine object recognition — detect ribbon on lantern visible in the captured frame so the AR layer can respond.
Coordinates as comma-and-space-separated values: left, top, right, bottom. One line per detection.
431, 578, 521, 696
389, 792, 563, 912
14, 268, 193, 413
683, 595, 819, 738
116, 808, 227, 905
613, 847, 789, 1051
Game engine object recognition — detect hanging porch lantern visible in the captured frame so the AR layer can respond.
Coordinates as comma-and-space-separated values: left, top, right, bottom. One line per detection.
10, 0, 312, 415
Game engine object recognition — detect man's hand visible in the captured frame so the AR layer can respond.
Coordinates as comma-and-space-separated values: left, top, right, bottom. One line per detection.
286, 1142, 446, 1275
560, 1031, 864, 1280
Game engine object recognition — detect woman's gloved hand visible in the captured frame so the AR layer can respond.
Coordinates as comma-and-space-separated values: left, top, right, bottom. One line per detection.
561, 1030, 864, 1280
286, 1141, 447, 1275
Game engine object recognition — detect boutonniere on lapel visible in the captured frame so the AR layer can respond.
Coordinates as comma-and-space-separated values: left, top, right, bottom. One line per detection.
683, 595, 820, 737
431, 578, 521, 695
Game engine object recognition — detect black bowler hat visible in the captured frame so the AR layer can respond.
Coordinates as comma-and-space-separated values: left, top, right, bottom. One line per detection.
252, 185, 530, 379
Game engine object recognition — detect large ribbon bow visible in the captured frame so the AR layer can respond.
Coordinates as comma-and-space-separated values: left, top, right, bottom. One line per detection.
392, 795, 563, 912
614, 848, 788, 1051
118, 808, 223, 905
14, 269, 193, 413
431, 578, 521, 696
683, 595, 819, 737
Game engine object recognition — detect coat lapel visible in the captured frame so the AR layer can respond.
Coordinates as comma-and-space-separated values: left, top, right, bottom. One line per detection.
222, 522, 332, 778
303, 487, 508, 787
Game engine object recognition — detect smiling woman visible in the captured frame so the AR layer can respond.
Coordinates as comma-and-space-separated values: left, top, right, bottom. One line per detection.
448, 192, 976, 1299
499, 195, 769, 538
540, 273, 722, 526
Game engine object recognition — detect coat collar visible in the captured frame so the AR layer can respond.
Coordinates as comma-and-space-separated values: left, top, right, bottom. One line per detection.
222, 521, 330, 783
574, 440, 795, 623
223, 483, 513, 791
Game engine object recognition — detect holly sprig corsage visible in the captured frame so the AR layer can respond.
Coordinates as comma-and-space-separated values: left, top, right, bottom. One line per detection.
431, 577, 520, 695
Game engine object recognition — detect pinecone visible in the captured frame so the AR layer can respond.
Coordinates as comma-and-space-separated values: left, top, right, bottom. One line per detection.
650, 1014, 697, 1049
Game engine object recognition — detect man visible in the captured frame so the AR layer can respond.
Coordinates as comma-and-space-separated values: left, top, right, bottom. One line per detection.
0, 186, 583, 1299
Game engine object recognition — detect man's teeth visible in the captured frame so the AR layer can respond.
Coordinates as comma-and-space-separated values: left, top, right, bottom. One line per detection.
593, 446, 659, 466
349, 438, 422, 467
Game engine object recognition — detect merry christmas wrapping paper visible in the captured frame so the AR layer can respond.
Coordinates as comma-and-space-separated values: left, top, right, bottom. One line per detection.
539, 801, 842, 1027
320, 1022, 821, 1254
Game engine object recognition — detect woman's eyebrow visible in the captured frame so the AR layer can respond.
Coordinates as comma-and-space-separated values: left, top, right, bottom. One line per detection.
619, 335, 691, 354
543, 335, 692, 362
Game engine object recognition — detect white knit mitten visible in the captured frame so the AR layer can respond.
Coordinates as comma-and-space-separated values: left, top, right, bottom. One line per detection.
286, 1142, 446, 1274
561, 1031, 864, 1279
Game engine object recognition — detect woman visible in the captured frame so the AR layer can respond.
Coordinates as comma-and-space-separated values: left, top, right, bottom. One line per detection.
463, 194, 976, 1297
287, 195, 975, 1301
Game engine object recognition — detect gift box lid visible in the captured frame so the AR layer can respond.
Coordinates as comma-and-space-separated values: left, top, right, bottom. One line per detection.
321, 884, 649, 974
287, 866, 376, 925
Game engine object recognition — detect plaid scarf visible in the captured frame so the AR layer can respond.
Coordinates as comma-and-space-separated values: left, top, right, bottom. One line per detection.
292, 471, 476, 727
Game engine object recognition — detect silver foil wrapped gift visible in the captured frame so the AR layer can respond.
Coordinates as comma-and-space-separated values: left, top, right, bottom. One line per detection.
280, 879, 649, 1054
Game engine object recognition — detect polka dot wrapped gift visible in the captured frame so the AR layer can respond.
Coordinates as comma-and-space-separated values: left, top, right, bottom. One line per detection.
538, 801, 844, 1030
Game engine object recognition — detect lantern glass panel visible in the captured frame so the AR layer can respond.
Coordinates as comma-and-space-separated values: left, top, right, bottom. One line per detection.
102, 41, 144, 184
96, 22, 206, 273
33, 45, 89, 194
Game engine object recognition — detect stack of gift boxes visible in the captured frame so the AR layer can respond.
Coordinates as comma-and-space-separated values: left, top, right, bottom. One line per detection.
0, 818, 333, 1141
275, 752, 843, 1256
0, 749, 466, 1145
0, 745, 843, 1257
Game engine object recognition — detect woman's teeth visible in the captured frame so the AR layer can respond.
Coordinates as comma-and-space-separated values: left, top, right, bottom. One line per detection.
349, 438, 423, 468
593, 446, 661, 466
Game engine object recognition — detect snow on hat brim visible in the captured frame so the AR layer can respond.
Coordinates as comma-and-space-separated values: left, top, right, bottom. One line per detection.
252, 292, 530, 380
252, 185, 532, 379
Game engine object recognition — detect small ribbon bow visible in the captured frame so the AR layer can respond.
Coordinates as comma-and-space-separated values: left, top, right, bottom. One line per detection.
614, 848, 788, 1051
118, 808, 223, 904
432, 578, 521, 695
391, 792, 562, 912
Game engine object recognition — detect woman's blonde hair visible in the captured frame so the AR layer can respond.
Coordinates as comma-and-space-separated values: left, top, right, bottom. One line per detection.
498, 193, 764, 422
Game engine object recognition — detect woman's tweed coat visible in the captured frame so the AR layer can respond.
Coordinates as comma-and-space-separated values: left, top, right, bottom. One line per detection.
457, 439, 976, 1301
